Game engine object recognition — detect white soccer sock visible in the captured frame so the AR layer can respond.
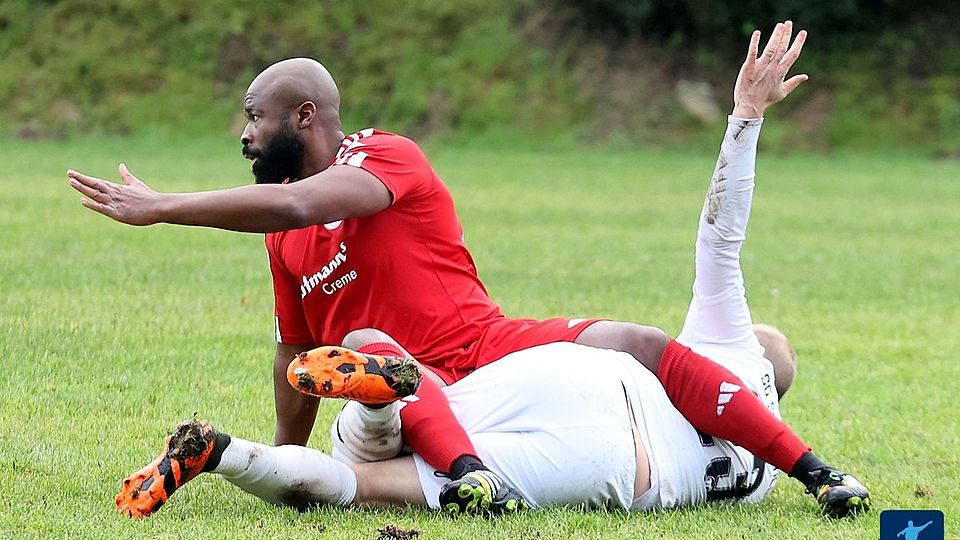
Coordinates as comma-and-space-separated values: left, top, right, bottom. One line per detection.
211, 437, 357, 508
330, 401, 403, 464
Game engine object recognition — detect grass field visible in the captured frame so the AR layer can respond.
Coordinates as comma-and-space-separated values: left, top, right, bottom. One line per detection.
1, 133, 958, 539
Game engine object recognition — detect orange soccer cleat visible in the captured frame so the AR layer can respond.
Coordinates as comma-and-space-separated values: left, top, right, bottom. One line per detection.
287, 346, 422, 404
115, 418, 226, 519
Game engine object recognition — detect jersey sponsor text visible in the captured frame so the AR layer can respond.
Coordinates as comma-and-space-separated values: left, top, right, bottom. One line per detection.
300, 242, 350, 298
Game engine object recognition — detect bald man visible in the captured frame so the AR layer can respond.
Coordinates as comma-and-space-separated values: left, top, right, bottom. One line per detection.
71, 22, 865, 516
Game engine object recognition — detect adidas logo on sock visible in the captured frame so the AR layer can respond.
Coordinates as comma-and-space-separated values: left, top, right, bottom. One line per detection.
716, 381, 741, 415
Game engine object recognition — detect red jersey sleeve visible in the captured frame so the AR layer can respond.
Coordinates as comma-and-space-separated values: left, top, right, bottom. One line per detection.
332, 129, 431, 205
265, 242, 313, 345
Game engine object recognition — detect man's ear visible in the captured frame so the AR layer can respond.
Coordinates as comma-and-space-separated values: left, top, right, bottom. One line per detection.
297, 101, 317, 128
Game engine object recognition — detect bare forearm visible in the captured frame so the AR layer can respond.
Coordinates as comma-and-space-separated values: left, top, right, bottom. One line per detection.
274, 343, 320, 446
274, 392, 319, 446
157, 184, 314, 232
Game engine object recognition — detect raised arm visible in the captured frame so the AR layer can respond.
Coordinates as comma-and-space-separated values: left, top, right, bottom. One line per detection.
67, 162, 391, 233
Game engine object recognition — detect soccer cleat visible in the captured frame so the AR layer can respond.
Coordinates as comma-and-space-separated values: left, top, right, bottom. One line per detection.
115, 418, 224, 519
287, 346, 421, 405
805, 467, 871, 518
438, 470, 529, 516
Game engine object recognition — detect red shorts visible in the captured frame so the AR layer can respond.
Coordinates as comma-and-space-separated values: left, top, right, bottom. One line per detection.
430, 317, 604, 384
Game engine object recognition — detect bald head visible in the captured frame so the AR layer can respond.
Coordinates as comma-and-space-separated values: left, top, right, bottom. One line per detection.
248, 58, 340, 117
240, 58, 345, 181
754, 323, 797, 398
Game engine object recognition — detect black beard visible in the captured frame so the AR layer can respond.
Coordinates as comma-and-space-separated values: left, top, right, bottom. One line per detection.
246, 119, 305, 185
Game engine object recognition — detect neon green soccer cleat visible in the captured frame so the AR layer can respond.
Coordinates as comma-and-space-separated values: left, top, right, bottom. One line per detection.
805, 467, 871, 518
438, 470, 529, 516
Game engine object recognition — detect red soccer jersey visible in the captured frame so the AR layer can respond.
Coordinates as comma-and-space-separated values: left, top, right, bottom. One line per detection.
266, 129, 505, 368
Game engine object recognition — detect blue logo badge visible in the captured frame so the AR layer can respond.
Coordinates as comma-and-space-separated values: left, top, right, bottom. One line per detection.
880, 510, 944, 540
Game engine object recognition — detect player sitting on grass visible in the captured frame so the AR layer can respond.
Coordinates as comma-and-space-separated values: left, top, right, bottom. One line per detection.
114, 54, 870, 517
74, 21, 863, 517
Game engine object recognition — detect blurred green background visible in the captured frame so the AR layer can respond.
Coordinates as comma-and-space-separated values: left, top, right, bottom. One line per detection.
2, 3, 959, 538
2, 0, 958, 154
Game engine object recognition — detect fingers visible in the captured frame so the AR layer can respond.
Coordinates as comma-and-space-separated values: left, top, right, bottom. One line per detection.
67, 169, 111, 192
782, 74, 809, 95
67, 170, 116, 203
772, 21, 793, 64
79, 197, 101, 211
745, 30, 760, 64
69, 176, 107, 201
779, 29, 807, 70
79, 196, 113, 218
118, 163, 138, 185
761, 22, 783, 61
68, 168, 120, 214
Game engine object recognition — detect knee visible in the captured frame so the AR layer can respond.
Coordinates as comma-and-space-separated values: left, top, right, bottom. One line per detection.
753, 323, 797, 398
341, 328, 394, 350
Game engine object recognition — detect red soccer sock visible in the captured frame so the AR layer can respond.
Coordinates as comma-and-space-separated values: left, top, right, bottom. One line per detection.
356, 342, 479, 474
657, 340, 810, 473
356, 342, 409, 358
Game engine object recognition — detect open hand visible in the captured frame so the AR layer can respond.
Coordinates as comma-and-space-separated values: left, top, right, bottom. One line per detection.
67, 164, 160, 226
732, 21, 808, 118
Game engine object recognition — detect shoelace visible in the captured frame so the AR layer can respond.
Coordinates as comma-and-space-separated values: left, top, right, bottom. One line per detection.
804, 468, 844, 495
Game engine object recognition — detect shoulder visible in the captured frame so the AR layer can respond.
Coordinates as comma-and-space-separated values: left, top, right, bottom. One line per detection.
339, 128, 427, 163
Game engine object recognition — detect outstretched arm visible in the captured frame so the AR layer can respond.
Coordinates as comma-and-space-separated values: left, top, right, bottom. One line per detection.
67, 163, 391, 232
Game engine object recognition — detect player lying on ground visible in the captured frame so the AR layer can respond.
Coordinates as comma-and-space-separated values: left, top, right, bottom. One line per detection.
73, 22, 857, 515
115, 60, 870, 518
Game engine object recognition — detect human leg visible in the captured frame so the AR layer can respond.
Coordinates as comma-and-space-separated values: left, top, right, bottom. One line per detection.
338, 328, 489, 477
351, 456, 427, 507
574, 322, 812, 478
213, 436, 357, 511
330, 401, 404, 464
115, 417, 428, 518
332, 328, 528, 514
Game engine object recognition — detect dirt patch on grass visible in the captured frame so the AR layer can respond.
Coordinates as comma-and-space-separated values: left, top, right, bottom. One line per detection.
377, 524, 420, 540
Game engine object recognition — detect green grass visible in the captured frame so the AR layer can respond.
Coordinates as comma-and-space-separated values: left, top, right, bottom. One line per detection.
1, 134, 958, 539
